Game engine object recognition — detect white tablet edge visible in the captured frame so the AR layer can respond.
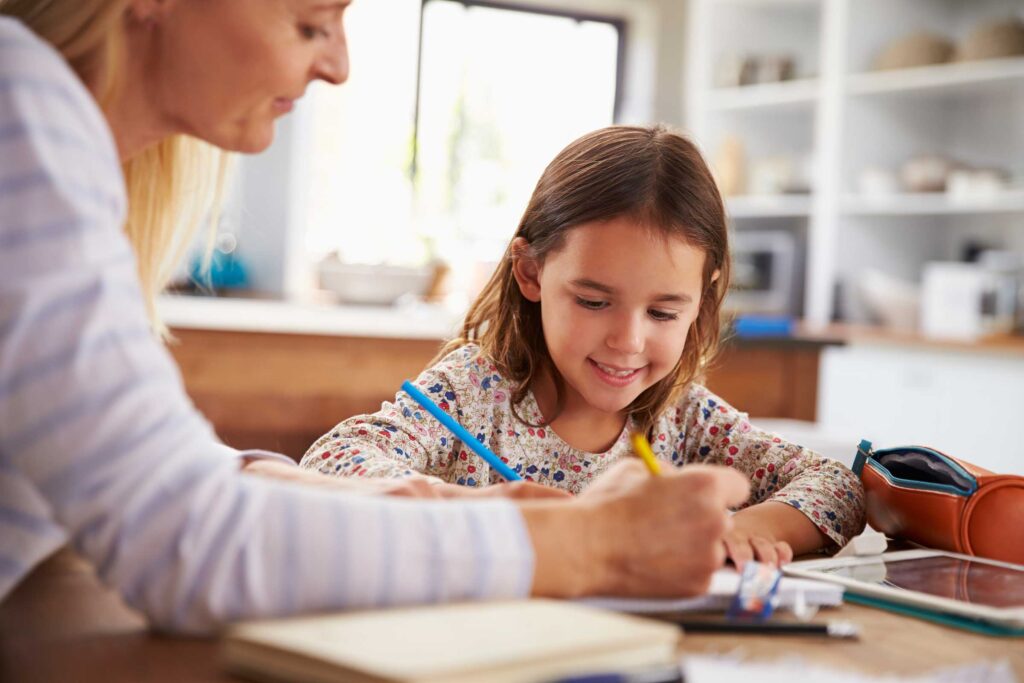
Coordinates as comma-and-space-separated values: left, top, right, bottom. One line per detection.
783, 549, 1024, 628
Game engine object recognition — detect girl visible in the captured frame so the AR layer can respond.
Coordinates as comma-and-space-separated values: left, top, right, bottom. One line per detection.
301, 125, 866, 565
0, 2, 748, 633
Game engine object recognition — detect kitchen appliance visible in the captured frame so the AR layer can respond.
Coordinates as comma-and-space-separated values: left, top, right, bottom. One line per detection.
921, 260, 1018, 340
727, 230, 797, 315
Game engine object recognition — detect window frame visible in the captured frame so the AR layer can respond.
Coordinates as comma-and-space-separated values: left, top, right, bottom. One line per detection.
410, 0, 628, 179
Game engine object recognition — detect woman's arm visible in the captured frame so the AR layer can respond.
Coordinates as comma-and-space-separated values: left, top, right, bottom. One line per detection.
0, 28, 535, 631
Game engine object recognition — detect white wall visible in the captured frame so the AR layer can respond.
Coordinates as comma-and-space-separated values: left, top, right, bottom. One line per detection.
819, 344, 1024, 475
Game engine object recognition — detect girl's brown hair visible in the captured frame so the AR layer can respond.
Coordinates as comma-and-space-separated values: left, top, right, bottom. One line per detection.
439, 124, 730, 433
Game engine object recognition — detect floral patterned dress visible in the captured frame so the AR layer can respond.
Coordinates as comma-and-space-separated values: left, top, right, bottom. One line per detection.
300, 344, 866, 546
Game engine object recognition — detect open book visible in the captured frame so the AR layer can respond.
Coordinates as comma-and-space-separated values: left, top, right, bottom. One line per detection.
581, 568, 844, 614
222, 599, 680, 683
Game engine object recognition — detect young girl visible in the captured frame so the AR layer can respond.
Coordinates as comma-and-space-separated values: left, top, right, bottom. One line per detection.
300, 125, 865, 564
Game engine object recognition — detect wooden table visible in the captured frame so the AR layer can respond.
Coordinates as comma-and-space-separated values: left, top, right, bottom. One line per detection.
2, 550, 1021, 682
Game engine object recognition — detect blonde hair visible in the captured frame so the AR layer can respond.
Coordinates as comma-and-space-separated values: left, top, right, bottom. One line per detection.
1, 0, 229, 333
441, 125, 730, 435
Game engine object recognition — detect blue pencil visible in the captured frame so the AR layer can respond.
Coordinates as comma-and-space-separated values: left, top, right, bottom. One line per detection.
401, 380, 522, 482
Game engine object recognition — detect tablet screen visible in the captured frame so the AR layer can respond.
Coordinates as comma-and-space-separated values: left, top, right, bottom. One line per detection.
815, 555, 1024, 609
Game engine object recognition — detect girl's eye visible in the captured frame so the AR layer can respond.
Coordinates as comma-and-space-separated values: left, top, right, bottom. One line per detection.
648, 309, 679, 322
299, 24, 329, 40
575, 297, 608, 311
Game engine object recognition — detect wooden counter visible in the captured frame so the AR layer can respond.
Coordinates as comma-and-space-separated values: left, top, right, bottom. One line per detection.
167, 327, 837, 460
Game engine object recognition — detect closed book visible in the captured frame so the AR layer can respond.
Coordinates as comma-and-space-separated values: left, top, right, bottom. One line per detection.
222, 599, 680, 683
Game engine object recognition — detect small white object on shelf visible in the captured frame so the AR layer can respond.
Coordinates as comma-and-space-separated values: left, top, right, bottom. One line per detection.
857, 268, 920, 332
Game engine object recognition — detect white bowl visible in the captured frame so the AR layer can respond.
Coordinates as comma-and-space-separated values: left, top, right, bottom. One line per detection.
319, 261, 433, 305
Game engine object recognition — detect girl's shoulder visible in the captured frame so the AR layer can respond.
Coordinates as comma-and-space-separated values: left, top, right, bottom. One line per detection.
426, 343, 517, 402
654, 382, 747, 433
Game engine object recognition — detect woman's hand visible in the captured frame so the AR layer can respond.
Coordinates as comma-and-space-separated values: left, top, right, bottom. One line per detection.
520, 460, 750, 599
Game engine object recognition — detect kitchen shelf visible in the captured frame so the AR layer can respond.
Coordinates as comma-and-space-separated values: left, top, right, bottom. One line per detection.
727, 194, 813, 218
706, 79, 819, 111
846, 57, 1024, 99
842, 191, 1024, 216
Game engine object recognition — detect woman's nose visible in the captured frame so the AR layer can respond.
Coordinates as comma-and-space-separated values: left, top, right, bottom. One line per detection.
315, 32, 350, 85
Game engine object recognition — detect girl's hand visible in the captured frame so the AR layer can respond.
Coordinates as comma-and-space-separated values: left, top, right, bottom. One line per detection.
722, 524, 793, 569
242, 459, 570, 500
725, 500, 830, 568
241, 459, 447, 498
432, 481, 572, 500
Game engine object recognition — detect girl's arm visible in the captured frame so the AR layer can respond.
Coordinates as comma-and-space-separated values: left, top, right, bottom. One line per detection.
298, 350, 481, 481
666, 385, 866, 559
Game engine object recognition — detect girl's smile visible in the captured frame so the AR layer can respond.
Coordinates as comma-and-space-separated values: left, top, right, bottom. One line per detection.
588, 358, 646, 387
513, 215, 707, 451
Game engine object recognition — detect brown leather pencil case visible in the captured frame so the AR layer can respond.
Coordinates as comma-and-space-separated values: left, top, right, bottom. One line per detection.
853, 440, 1024, 565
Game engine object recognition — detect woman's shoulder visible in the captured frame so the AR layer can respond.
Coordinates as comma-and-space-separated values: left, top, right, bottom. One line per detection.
0, 17, 119, 169
1, 17, 83, 88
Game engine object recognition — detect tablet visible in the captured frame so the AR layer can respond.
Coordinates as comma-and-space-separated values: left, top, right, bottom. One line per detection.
783, 549, 1024, 629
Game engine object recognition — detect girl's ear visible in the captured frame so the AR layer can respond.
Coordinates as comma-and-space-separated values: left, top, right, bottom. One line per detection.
710, 269, 721, 284
510, 237, 543, 302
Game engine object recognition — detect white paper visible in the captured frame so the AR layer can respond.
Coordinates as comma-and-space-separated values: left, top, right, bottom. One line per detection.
682, 655, 1018, 683
581, 568, 844, 614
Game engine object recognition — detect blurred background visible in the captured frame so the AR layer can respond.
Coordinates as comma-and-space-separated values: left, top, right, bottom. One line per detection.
161, 0, 1024, 474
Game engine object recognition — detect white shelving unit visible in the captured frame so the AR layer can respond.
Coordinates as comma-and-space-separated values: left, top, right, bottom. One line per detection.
686, 0, 1024, 327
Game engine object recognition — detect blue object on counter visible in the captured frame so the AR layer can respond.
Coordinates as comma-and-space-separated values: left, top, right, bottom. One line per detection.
732, 315, 794, 338
190, 247, 250, 290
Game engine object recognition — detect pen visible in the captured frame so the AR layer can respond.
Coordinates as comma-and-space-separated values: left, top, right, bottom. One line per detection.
674, 619, 859, 639
630, 432, 662, 476
401, 380, 522, 482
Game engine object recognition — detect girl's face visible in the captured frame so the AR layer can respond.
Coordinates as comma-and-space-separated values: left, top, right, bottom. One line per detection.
132, 0, 350, 153
513, 216, 707, 422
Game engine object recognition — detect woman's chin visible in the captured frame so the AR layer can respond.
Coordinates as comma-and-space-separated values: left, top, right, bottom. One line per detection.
234, 128, 275, 154
205, 123, 276, 154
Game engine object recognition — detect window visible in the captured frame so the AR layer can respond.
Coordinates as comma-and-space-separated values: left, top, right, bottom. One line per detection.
302, 0, 624, 283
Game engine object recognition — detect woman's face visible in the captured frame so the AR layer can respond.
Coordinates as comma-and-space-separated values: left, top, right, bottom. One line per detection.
136, 0, 350, 153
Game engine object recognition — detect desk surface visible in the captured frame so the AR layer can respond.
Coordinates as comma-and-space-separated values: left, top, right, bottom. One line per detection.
2, 550, 1021, 682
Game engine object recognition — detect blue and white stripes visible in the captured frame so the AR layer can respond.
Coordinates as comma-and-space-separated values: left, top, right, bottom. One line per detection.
0, 17, 533, 633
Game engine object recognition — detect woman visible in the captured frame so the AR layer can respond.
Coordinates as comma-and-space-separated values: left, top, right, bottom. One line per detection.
0, 0, 747, 634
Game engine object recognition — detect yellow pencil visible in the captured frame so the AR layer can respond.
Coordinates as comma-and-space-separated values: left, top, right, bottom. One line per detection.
630, 431, 662, 476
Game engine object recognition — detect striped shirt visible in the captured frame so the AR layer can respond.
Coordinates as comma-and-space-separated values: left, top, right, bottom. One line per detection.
0, 17, 533, 633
